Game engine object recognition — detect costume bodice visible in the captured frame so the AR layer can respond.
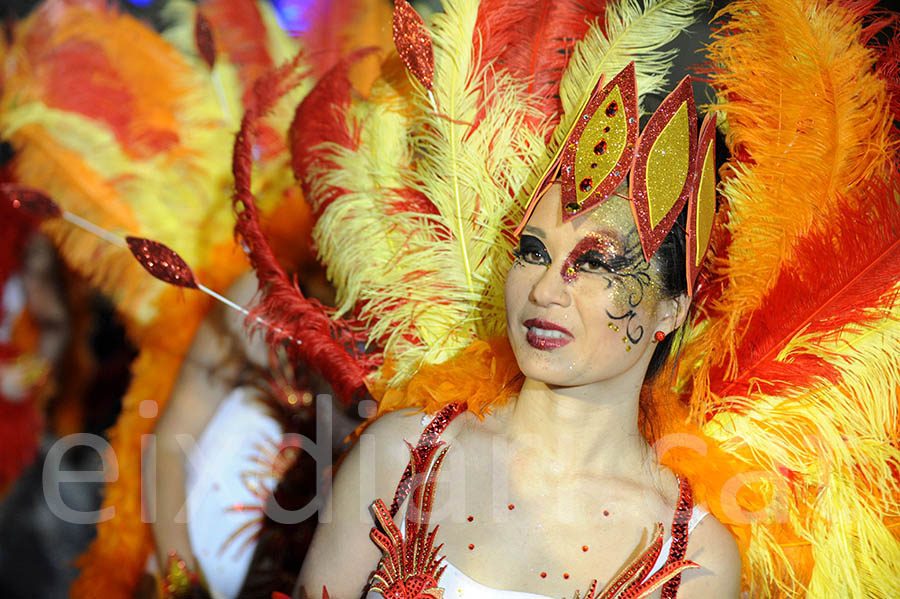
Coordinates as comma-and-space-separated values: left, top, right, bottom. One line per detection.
365, 403, 705, 599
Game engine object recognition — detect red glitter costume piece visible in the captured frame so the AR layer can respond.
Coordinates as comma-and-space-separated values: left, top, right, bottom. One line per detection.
389, 401, 467, 517
660, 477, 694, 599
369, 441, 450, 598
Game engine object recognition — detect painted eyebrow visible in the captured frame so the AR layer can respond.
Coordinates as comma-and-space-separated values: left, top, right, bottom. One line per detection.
522, 225, 546, 239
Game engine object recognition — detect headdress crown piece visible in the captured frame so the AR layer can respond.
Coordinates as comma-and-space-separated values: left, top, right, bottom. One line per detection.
517, 62, 717, 295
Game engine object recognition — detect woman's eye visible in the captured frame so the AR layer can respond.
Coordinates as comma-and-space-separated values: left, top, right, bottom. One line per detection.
515, 235, 550, 265
575, 251, 612, 273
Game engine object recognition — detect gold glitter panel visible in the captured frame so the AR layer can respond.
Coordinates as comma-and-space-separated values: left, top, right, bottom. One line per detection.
695, 142, 716, 267
630, 76, 697, 261
646, 103, 690, 229
559, 62, 638, 221
687, 113, 718, 295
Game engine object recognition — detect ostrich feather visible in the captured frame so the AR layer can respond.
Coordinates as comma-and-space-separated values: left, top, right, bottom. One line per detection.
693, 0, 896, 373
472, 0, 607, 123
303, 0, 547, 386
0, 0, 304, 328
558, 0, 703, 141
663, 2, 900, 597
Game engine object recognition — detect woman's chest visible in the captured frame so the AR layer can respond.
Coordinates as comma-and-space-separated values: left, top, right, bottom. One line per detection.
416, 459, 673, 597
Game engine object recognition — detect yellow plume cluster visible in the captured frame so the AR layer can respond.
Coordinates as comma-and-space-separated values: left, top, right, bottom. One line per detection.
315, 0, 704, 390
314, 0, 546, 387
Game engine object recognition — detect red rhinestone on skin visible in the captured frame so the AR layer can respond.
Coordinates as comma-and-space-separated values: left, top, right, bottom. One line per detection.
655, 330, 666, 342
540, 572, 547, 578
582, 545, 589, 552
467, 516, 473, 522
508, 504, 515, 510
563, 573, 570, 580
603, 510, 610, 517
468, 544, 475, 550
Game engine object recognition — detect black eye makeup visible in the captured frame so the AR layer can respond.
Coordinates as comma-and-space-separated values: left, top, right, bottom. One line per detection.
513, 234, 551, 266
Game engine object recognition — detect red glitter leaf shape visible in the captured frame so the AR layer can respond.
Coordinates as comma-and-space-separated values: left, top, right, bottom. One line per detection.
195, 11, 216, 69
1, 183, 62, 219
125, 236, 198, 289
393, 0, 434, 91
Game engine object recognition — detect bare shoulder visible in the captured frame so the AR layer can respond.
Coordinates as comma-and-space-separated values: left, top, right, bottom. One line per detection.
677, 513, 743, 598
357, 408, 431, 464
294, 408, 431, 597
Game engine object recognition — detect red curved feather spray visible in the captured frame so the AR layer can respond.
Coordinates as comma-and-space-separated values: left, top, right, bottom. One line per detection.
232, 55, 377, 403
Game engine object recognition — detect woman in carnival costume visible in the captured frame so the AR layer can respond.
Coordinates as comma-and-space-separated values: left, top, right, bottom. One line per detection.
220, 0, 897, 597
3, 0, 899, 598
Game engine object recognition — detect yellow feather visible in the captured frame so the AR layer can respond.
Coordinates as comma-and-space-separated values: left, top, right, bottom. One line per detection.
312, 0, 547, 386
559, 0, 704, 142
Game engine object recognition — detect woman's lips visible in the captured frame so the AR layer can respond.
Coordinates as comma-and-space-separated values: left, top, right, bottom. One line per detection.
523, 319, 573, 350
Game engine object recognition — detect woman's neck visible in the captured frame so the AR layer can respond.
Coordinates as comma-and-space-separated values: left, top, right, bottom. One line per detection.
504, 375, 651, 476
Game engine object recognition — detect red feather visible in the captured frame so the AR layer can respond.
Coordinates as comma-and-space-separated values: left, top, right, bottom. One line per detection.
473, 0, 607, 124
289, 48, 377, 218
37, 38, 178, 157
710, 173, 900, 400
296, 0, 374, 78
233, 56, 377, 403
200, 0, 273, 95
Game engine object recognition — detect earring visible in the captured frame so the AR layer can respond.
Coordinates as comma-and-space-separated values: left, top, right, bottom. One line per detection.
654, 330, 666, 342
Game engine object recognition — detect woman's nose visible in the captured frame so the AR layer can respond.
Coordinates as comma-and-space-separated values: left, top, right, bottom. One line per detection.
529, 264, 571, 308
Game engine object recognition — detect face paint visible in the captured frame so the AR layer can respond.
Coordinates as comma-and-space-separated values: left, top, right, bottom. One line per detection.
505, 184, 672, 387
560, 233, 620, 284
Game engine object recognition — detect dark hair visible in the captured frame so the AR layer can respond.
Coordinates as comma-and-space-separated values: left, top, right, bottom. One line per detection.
643, 205, 689, 381
642, 123, 728, 382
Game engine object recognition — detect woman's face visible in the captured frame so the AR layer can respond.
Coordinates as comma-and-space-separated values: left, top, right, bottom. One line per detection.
505, 184, 673, 388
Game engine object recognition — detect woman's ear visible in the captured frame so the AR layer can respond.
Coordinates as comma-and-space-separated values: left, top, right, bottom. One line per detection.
656, 293, 691, 335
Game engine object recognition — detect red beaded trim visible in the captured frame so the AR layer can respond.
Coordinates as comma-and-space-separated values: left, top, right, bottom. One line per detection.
389, 401, 467, 517
660, 476, 694, 598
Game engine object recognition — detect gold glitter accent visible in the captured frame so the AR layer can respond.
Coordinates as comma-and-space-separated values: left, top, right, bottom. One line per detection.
647, 103, 691, 229
565, 201, 582, 213
695, 141, 716, 267
626, 346, 632, 352
630, 76, 697, 261
621, 336, 628, 343
573, 86, 628, 205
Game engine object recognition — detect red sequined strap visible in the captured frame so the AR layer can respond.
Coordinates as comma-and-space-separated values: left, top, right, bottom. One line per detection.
660, 476, 695, 598
388, 401, 467, 517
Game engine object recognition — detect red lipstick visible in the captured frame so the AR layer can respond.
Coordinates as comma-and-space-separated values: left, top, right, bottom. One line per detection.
523, 319, 573, 350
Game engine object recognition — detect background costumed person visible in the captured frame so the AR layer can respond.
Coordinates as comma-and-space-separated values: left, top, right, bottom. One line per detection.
0, 0, 389, 597
218, 0, 900, 597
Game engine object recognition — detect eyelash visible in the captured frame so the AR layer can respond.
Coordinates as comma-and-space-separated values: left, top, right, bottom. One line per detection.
574, 251, 613, 274
514, 239, 615, 276
514, 236, 550, 266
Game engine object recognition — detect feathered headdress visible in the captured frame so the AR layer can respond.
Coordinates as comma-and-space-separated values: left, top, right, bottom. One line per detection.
281, 0, 703, 399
